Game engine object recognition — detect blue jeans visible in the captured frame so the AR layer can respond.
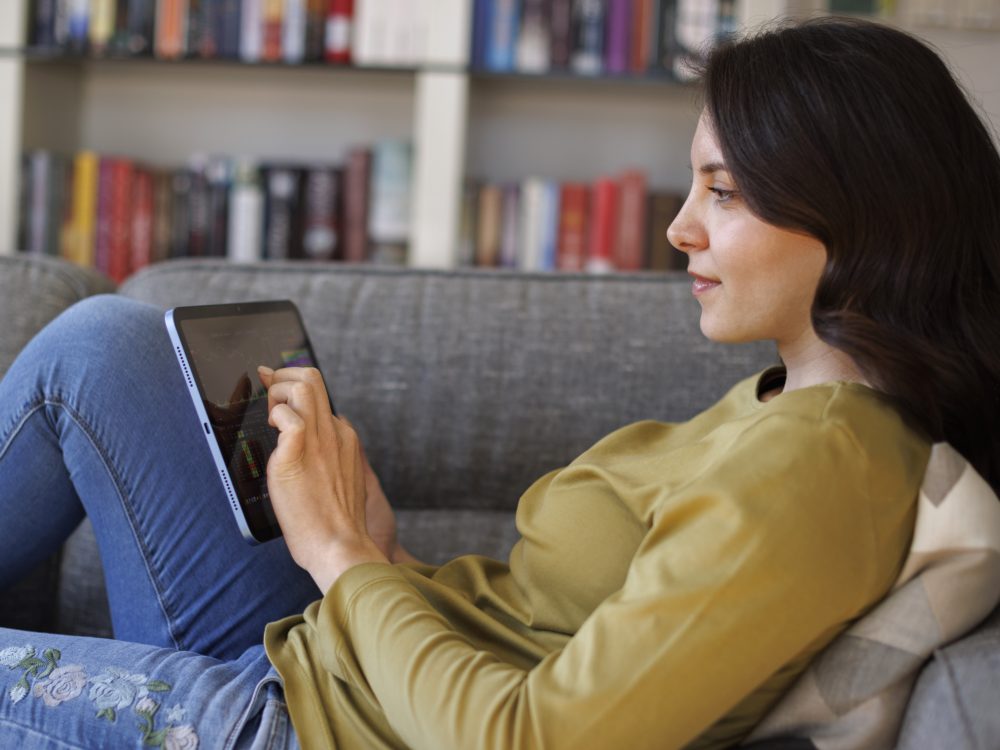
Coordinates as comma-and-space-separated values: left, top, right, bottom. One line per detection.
0, 295, 325, 748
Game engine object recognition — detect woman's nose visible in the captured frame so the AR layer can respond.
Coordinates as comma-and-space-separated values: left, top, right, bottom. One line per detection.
666, 199, 707, 255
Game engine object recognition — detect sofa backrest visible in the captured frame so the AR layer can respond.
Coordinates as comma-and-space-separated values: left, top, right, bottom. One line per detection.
120, 260, 777, 514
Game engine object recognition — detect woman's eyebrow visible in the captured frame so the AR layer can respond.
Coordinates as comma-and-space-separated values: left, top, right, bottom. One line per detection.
697, 161, 728, 175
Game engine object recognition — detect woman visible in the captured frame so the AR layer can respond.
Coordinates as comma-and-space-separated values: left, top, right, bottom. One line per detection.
1, 17, 998, 750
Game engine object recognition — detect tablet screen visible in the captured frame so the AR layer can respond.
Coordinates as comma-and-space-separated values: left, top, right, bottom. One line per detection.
171, 302, 323, 542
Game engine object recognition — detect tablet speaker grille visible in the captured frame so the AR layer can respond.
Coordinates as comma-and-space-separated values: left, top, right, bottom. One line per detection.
176, 347, 194, 389
220, 468, 239, 516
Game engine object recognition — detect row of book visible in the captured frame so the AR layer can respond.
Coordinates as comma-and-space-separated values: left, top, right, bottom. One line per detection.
28, 0, 468, 67
457, 173, 687, 272
472, 0, 735, 78
17, 143, 413, 282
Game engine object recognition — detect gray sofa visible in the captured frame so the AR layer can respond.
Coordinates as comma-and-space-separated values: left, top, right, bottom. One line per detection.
1, 253, 997, 749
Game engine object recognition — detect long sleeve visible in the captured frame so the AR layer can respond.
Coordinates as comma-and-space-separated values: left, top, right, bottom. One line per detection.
304, 414, 911, 750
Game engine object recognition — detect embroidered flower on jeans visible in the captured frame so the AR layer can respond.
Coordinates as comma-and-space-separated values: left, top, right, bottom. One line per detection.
166, 703, 186, 723
32, 665, 87, 707
0, 645, 35, 668
135, 696, 159, 716
89, 667, 149, 720
164, 724, 199, 750
8, 682, 27, 704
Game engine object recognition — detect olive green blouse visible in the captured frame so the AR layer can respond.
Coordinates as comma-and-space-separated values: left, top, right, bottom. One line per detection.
264, 369, 930, 749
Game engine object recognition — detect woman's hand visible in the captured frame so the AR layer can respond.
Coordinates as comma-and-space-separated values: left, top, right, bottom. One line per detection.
257, 365, 388, 593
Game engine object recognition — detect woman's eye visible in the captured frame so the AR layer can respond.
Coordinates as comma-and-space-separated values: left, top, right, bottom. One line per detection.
708, 187, 737, 204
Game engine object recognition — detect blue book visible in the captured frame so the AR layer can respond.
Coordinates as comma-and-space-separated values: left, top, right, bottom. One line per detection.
472, 0, 493, 69
541, 181, 560, 271
487, 0, 521, 72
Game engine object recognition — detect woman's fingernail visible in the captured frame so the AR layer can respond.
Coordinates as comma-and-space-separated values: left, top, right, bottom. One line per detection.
257, 365, 274, 376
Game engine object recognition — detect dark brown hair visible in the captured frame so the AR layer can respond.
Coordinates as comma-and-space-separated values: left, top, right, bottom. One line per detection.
699, 17, 1000, 493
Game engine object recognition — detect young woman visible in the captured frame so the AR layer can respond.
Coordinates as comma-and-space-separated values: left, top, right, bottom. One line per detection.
1, 17, 998, 750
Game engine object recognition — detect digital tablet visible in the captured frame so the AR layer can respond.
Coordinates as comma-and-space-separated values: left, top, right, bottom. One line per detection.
165, 300, 330, 544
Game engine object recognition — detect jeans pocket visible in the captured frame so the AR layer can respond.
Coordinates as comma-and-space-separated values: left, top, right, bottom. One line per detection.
239, 698, 295, 750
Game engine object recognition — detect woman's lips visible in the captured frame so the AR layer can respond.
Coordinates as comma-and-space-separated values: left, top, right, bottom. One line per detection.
690, 273, 721, 296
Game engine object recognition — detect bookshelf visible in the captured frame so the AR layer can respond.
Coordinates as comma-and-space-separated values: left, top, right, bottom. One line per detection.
1, 1, 997, 273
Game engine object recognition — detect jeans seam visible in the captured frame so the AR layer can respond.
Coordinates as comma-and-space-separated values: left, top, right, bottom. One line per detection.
0, 399, 46, 462
6, 394, 184, 652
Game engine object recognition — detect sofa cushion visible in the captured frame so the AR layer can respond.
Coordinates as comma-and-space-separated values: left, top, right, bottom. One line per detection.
897, 605, 1000, 750
0, 255, 114, 633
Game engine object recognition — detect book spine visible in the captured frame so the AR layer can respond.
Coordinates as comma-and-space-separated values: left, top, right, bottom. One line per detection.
90, 0, 116, 54
34, 0, 57, 47
517, 0, 551, 73
205, 158, 231, 256
325, 0, 354, 63
151, 170, 173, 263
93, 158, 114, 275
487, 0, 520, 72
240, 0, 263, 61
499, 183, 520, 268
261, 0, 284, 61
605, 0, 630, 74
303, 0, 325, 61
343, 147, 371, 262
283, 0, 307, 63
263, 166, 302, 260
67, 0, 90, 53
615, 170, 647, 270
227, 159, 264, 262
48, 157, 71, 257
191, 0, 219, 57
457, 180, 479, 267
471, 0, 491, 69
219, 0, 242, 58
123, 0, 154, 55
131, 168, 154, 273
368, 141, 412, 252
476, 184, 502, 267
108, 158, 134, 283
302, 166, 342, 260
629, 0, 651, 74
169, 170, 192, 258
557, 182, 589, 271
654, 0, 677, 73
53, 0, 72, 47
646, 190, 683, 270
519, 177, 546, 271
156, 0, 190, 59
549, 0, 572, 69
541, 180, 560, 271
571, 0, 605, 75
27, 152, 50, 255
186, 159, 210, 257
673, 0, 717, 80
587, 177, 618, 272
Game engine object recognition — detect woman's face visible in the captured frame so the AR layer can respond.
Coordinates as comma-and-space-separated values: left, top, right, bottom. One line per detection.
667, 114, 828, 348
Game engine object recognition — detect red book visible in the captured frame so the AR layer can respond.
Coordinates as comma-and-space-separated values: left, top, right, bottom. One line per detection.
343, 147, 371, 262
556, 183, 589, 271
325, 0, 353, 64
630, 0, 652, 74
262, 0, 283, 62
615, 170, 647, 270
131, 168, 154, 274
108, 159, 134, 283
587, 178, 619, 272
94, 158, 115, 276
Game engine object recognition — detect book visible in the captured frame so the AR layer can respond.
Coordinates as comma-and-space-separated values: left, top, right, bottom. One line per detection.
471, 0, 492, 69
156, 0, 189, 59
152, 169, 174, 264
205, 157, 231, 256
367, 141, 411, 263
219, 0, 242, 58
541, 181, 560, 271
301, 166, 342, 260
499, 183, 521, 268
476, 184, 503, 267
61, 151, 98, 267
457, 179, 479, 267
518, 177, 551, 271
89, 0, 115, 55
93, 158, 114, 277
615, 169, 647, 270
169, 169, 192, 258
605, 0, 630, 74
343, 147, 371, 262
487, 0, 521, 72
673, 0, 718, 80
517, 0, 552, 73
262, 165, 303, 260
186, 158, 211, 257
586, 177, 618, 272
325, 0, 354, 63
654, 0, 678, 73
261, 0, 284, 62
240, 0, 264, 61
131, 168, 154, 273
33, 0, 57, 48
304, 0, 326, 61
646, 190, 684, 270
108, 158, 134, 283
282, 0, 307, 63
67, 0, 90, 54
572, 0, 605, 75
227, 159, 265, 262
629, 0, 653, 74
113, 0, 156, 56
557, 182, 589, 270
550, 0, 573, 69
